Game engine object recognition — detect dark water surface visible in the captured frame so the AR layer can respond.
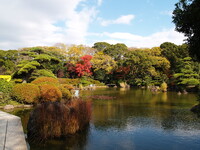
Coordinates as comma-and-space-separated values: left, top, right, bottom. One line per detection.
15, 88, 200, 150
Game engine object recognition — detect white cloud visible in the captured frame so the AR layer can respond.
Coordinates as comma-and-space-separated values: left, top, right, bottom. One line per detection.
0, 0, 97, 50
97, 0, 103, 6
91, 28, 185, 48
100, 15, 135, 26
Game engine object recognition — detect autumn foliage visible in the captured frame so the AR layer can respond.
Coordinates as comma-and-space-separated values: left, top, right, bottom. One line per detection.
75, 55, 92, 77
27, 100, 92, 142
39, 84, 62, 102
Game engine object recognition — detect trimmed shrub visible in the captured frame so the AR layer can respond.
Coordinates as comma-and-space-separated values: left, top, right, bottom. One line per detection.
58, 78, 68, 84
40, 84, 62, 102
12, 83, 40, 104
64, 78, 80, 86
59, 85, 72, 101
160, 82, 168, 92
31, 77, 59, 85
61, 84, 74, 91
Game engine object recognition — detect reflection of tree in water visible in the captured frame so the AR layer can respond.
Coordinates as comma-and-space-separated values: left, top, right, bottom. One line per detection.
30, 126, 90, 150
93, 99, 200, 132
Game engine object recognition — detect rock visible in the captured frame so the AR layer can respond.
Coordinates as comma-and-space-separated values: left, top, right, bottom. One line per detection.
4, 105, 14, 110
14, 105, 24, 108
183, 90, 188, 94
191, 104, 200, 113
24, 105, 33, 108
177, 91, 181, 95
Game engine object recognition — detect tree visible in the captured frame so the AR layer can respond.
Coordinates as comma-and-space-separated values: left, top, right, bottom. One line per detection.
173, 0, 200, 61
174, 57, 199, 90
13, 46, 64, 82
0, 50, 18, 74
91, 52, 117, 73
123, 48, 170, 86
160, 42, 189, 73
91, 52, 117, 82
93, 42, 111, 51
75, 55, 93, 77
103, 43, 128, 61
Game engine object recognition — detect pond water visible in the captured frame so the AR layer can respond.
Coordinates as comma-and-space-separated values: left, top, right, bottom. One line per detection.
15, 88, 200, 150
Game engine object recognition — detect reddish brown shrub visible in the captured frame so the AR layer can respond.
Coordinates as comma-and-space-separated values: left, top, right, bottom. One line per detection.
12, 83, 40, 104
68, 99, 92, 131
40, 84, 62, 102
31, 77, 59, 85
27, 100, 92, 141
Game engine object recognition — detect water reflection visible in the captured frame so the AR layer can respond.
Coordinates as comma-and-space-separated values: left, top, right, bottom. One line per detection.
30, 127, 90, 150
15, 88, 200, 150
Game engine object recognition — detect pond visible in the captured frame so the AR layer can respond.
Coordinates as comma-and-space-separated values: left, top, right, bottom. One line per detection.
14, 88, 200, 150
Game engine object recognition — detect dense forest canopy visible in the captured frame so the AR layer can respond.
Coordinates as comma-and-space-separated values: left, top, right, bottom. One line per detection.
0, 42, 199, 92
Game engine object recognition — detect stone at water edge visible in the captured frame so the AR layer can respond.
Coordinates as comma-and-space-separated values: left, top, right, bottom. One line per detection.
4, 105, 14, 110
24, 105, 33, 108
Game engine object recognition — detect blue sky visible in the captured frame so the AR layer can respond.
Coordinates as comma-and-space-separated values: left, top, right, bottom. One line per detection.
0, 0, 185, 49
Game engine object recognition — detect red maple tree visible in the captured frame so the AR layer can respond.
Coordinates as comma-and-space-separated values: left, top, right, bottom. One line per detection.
75, 55, 92, 77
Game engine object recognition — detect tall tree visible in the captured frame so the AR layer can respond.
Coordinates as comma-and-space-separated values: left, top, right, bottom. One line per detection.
160, 42, 189, 73
173, 0, 200, 61
93, 42, 111, 51
103, 43, 128, 61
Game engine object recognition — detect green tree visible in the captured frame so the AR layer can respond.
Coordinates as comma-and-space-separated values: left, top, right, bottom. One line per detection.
93, 42, 111, 51
91, 52, 117, 82
13, 46, 65, 82
123, 48, 170, 86
0, 50, 18, 74
91, 52, 117, 73
103, 43, 128, 61
160, 42, 189, 73
173, 0, 200, 60
174, 57, 199, 90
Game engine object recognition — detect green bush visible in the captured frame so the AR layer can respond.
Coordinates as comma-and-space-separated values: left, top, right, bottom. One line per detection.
0, 79, 13, 104
0, 79, 13, 94
12, 83, 40, 104
60, 85, 72, 101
